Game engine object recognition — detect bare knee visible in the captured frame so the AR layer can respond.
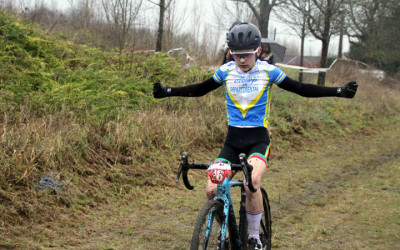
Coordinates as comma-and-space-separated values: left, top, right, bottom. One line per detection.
245, 157, 266, 195
206, 180, 217, 200
245, 176, 262, 197
251, 176, 261, 190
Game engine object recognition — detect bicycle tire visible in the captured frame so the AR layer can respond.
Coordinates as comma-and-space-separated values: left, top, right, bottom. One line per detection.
191, 199, 229, 250
260, 187, 272, 250
239, 187, 248, 247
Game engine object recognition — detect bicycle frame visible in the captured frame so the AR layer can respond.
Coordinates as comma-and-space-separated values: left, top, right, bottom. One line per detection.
177, 152, 257, 249
207, 178, 244, 249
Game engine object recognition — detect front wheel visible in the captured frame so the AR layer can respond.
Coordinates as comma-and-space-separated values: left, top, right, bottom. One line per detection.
191, 200, 228, 250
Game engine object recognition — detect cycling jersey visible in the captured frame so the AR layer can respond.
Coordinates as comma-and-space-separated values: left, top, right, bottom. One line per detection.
158, 60, 340, 129
213, 60, 286, 128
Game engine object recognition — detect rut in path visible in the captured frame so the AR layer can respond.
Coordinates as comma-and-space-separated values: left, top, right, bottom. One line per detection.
277, 147, 399, 214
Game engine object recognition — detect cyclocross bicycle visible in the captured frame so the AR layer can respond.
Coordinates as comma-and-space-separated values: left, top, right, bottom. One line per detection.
176, 152, 272, 250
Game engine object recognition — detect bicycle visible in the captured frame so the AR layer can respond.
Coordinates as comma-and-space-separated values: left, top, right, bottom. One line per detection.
176, 152, 272, 250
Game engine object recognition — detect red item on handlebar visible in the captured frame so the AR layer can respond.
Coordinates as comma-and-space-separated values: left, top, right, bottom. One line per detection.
207, 162, 232, 184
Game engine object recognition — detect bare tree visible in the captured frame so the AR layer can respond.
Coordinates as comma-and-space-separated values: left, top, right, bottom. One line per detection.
347, 0, 400, 77
67, 0, 96, 32
232, 0, 287, 38
19, 0, 67, 34
276, 0, 310, 81
162, 0, 189, 50
305, 0, 345, 85
0, 0, 16, 11
347, 0, 395, 44
212, 0, 253, 26
147, 0, 173, 52
23, 0, 46, 23
101, 0, 143, 54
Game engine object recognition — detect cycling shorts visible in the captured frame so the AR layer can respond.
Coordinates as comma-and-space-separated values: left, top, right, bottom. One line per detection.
215, 126, 271, 167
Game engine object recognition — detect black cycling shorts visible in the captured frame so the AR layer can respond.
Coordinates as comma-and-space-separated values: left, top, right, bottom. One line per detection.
215, 126, 271, 166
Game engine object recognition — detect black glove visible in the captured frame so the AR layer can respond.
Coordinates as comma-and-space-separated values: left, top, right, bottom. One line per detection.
153, 81, 172, 98
337, 81, 358, 98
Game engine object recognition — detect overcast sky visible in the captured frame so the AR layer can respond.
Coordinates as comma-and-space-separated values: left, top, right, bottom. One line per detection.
14, 0, 348, 57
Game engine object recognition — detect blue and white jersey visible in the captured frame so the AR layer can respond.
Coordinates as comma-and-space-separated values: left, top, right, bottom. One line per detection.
213, 60, 286, 128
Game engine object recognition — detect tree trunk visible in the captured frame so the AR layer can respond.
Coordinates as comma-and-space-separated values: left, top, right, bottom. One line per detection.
318, 39, 329, 86
299, 17, 306, 82
338, 12, 345, 58
299, 34, 305, 82
156, 0, 165, 52
259, 0, 270, 37
317, 72, 326, 86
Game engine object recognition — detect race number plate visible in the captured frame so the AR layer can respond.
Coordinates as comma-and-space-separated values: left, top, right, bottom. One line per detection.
207, 162, 232, 184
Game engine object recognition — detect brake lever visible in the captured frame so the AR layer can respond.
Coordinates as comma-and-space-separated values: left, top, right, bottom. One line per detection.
239, 153, 257, 193
177, 152, 194, 190
176, 152, 188, 183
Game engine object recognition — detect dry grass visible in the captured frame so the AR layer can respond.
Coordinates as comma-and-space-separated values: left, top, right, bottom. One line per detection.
327, 64, 400, 115
0, 90, 227, 227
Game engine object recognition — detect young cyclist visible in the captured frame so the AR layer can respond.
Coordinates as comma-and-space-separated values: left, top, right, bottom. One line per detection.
222, 20, 242, 65
153, 22, 358, 249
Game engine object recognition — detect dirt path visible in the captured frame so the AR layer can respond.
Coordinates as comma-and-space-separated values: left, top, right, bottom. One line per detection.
2, 120, 399, 249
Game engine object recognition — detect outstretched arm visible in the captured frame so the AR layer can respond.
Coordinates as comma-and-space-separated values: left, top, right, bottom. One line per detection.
278, 76, 358, 98
153, 77, 221, 98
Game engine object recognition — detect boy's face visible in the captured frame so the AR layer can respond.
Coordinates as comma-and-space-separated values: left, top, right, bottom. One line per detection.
231, 47, 261, 72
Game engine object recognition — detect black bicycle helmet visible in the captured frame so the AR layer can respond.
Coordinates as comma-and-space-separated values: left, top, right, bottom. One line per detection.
227, 22, 261, 51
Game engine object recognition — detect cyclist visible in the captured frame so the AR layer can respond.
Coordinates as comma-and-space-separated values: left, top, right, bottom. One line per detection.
222, 20, 241, 65
153, 22, 358, 249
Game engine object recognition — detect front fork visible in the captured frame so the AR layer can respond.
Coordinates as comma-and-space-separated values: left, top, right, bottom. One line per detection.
221, 186, 247, 249
211, 184, 246, 249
